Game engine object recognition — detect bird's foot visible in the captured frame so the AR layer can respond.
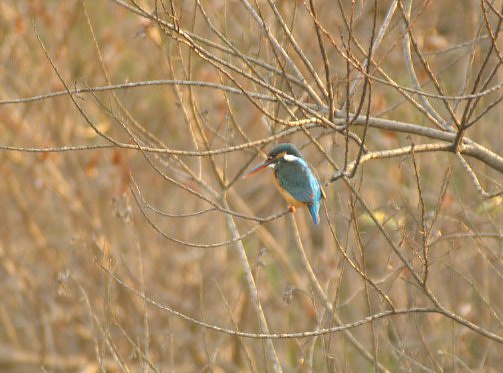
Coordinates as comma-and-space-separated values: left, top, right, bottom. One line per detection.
288, 205, 296, 213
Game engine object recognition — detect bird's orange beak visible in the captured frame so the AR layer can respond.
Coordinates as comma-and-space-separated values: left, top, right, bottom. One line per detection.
243, 159, 273, 178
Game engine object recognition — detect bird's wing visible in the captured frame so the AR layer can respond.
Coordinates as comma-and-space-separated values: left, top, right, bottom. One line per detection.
275, 159, 320, 204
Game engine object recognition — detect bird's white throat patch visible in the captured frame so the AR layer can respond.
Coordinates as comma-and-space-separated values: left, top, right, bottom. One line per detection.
283, 154, 299, 162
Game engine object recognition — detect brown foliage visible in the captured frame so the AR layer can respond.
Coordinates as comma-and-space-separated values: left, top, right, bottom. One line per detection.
1, 0, 503, 371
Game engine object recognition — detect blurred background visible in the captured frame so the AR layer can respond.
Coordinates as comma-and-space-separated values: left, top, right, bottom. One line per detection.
1, 0, 503, 371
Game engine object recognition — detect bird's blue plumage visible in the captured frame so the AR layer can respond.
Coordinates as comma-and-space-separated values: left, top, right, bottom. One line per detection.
274, 156, 323, 224
244, 143, 324, 225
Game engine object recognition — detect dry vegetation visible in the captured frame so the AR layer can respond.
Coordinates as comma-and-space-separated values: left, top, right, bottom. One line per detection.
2, 0, 503, 371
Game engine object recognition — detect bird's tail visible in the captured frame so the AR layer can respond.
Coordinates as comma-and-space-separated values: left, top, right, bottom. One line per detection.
307, 200, 320, 225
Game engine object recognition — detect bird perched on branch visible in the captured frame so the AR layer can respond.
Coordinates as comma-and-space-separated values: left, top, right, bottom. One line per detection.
244, 143, 325, 224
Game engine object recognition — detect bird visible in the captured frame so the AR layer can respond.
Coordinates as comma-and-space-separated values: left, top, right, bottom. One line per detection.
244, 143, 325, 224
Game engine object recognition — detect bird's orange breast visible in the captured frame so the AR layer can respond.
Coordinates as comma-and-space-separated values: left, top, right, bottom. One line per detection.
272, 173, 305, 207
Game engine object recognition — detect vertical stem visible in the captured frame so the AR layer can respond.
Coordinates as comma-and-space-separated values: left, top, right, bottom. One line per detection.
222, 199, 283, 372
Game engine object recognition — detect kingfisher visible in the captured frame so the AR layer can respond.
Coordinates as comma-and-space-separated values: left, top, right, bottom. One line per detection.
244, 143, 325, 224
